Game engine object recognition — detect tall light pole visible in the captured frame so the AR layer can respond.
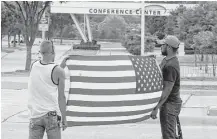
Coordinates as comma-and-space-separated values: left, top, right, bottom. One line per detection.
141, 1, 145, 56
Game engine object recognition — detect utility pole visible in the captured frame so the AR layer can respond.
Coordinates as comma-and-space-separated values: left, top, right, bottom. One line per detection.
141, 1, 145, 56
84, 14, 86, 36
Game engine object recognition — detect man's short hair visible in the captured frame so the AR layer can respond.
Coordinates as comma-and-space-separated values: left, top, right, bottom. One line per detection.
40, 41, 54, 54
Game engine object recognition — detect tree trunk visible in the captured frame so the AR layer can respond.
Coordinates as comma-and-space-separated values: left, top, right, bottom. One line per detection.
24, 35, 26, 43
18, 33, 20, 45
8, 33, 11, 48
194, 49, 197, 67
212, 54, 216, 77
25, 45, 32, 71
60, 36, 63, 44
201, 53, 203, 62
60, 27, 63, 45
1, 36, 3, 50
13, 34, 16, 47
205, 53, 208, 74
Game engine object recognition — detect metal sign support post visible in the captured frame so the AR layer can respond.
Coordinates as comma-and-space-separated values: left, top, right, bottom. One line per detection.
42, 13, 46, 40
84, 14, 86, 36
141, 1, 145, 56
70, 13, 88, 43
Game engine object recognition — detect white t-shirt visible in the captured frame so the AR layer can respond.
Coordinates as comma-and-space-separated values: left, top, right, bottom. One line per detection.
28, 61, 61, 119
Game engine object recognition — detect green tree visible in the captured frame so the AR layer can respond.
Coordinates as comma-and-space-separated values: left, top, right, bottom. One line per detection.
176, 2, 217, 49
1, 2, 23, 48
98, 15, 127, 40
49, 13, 71, 44
3, 1, 51, 71
146, 16, 167, 35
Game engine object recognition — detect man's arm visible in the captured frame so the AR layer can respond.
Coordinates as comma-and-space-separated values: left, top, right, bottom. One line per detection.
151, 66, 177, 119
53, 66, 67, 130
154, 81, 174, 110
60, 56, 70, 69
58, 67, 66, 120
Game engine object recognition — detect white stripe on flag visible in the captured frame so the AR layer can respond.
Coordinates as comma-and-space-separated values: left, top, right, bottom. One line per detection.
69, 70, 135, 77
66, 112, 151, 122
67, 103, 157, 112
68, 91, 161, 101
70, 82, 136, 89
67, 60, 132, 66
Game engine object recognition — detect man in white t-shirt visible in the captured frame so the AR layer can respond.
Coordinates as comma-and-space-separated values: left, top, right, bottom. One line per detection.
28, 40, 68, 139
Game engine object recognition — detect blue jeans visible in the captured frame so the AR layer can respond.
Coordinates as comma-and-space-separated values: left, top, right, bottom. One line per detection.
160, 101, 182, 139
29, 113, 61, 139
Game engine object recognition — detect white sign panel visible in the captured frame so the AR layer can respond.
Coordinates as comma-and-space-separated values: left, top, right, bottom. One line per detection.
39, 24, 48, 31
40, 17, 48, 24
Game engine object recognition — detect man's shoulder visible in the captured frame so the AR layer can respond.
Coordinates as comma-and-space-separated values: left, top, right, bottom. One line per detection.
53, 65, 64, 73
165, 57, 179, 68
53, 65, 65, 77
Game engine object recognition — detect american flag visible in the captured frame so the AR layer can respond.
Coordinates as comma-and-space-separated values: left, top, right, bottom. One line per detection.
65, 55, 163, 126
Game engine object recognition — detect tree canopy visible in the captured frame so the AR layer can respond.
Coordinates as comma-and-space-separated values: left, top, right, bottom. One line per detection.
3, 1, 51, 70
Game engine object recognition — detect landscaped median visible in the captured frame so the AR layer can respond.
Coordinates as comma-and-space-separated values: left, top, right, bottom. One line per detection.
73, 40, 101, 50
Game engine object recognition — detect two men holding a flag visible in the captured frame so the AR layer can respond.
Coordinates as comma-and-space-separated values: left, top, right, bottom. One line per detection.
27, 35, 182, 139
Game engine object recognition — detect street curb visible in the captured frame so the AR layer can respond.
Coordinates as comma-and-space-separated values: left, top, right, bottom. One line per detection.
207, 106, 217, 116
1, 53, 9, 59
143, 115, 217, 126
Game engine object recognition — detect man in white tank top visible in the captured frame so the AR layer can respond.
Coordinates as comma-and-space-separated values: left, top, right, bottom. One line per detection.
28, 40, 68, 139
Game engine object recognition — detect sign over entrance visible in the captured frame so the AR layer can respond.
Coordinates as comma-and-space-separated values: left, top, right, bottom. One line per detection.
88, 5, 166, 16
51, 2, 196, 16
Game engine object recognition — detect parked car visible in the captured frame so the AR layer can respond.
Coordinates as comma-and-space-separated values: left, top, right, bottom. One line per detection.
10, 35, 24, 43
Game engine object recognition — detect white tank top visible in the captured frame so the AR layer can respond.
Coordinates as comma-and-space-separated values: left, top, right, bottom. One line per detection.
28, 61, 61, 119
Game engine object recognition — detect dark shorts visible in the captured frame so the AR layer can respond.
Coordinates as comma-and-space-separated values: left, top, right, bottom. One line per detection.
160, 101, 182, 139
29, 111, 61, 139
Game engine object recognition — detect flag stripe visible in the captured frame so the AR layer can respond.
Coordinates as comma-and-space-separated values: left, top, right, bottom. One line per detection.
70, 76, 135, 83
66, 112, 151, 122
69, 70, 135, 77
70, 82, 136, 89
66, 103, 157, 112
67, 115, 150, 126
68, 91, 161, 101
66, 108, 153, 117
69, 88, 136, 95
67, 97, 160, 107
67, 65, 133, 71
67, 55, 130, 61
67, 60, 132, 66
